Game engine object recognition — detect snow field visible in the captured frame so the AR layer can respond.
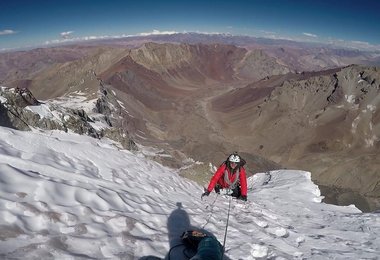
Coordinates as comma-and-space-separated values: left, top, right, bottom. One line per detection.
0, 126, 379, 259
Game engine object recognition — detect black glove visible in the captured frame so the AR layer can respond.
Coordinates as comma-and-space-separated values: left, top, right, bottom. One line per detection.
239, 195, 247, 201
201, 191, 210, 199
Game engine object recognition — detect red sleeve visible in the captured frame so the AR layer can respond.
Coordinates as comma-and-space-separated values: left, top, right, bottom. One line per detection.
207, 164, 226, 193
239, 167, 248, 196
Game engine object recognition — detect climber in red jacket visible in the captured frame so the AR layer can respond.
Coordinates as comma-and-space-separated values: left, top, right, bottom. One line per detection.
202, 152, 248, 201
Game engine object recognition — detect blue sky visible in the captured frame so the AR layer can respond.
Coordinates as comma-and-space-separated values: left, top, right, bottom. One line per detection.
1, 0, 380, 51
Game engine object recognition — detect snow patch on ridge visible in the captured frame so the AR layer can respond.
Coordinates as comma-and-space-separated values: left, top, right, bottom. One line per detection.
367, 104, 376, 112
346, 94, 355, 104
25, 104, 55, 119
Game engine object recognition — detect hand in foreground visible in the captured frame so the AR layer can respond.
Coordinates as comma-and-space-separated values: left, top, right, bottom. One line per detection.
201, 190, 210, 199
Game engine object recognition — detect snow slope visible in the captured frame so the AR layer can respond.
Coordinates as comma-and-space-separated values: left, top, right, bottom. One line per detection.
0, 126, 379, 259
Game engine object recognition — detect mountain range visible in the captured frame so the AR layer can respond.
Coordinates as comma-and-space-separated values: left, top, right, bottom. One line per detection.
0, 33, 379, 212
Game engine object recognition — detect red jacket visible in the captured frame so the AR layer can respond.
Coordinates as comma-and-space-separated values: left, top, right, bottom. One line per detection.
207, 163, 247, 196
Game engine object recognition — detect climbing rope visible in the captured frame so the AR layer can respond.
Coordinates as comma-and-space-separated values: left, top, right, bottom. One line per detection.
202, 189, 235, 259
222, 191, 232, 259
202, 193, 219, 229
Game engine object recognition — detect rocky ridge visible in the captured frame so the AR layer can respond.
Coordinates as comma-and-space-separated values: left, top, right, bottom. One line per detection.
0, 85, 137, 151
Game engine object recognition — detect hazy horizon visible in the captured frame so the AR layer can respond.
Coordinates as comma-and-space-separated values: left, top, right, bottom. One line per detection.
1, 0, 380, 51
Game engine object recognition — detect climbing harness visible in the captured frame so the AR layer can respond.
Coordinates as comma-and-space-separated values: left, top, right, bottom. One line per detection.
224, 167, 240, 189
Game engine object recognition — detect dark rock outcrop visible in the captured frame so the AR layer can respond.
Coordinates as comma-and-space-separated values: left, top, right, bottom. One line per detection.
0, 86, 137, 151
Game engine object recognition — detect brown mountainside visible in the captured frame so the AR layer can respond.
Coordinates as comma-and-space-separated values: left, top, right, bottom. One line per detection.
128, 42, 291, 83
1, 42, 379, 211
29, 47, 129, 99
210, 65, 380, 210
0, 46, 99, 83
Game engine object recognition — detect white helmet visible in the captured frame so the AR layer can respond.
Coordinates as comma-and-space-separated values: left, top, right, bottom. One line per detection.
228, 154, 240, 163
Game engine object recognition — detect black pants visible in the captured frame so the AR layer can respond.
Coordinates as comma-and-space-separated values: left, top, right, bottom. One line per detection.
231, 186, 241, 198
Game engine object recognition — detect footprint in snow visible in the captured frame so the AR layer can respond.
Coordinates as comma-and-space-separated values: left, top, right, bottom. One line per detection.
254, 220, 269, 228
238, 243, 269, 260
250, 243, 269, 259
267, 227, 289, 238
296, 236, 305, 247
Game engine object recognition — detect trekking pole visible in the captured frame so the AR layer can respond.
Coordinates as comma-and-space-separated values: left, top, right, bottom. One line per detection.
221, 194, 232, 259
